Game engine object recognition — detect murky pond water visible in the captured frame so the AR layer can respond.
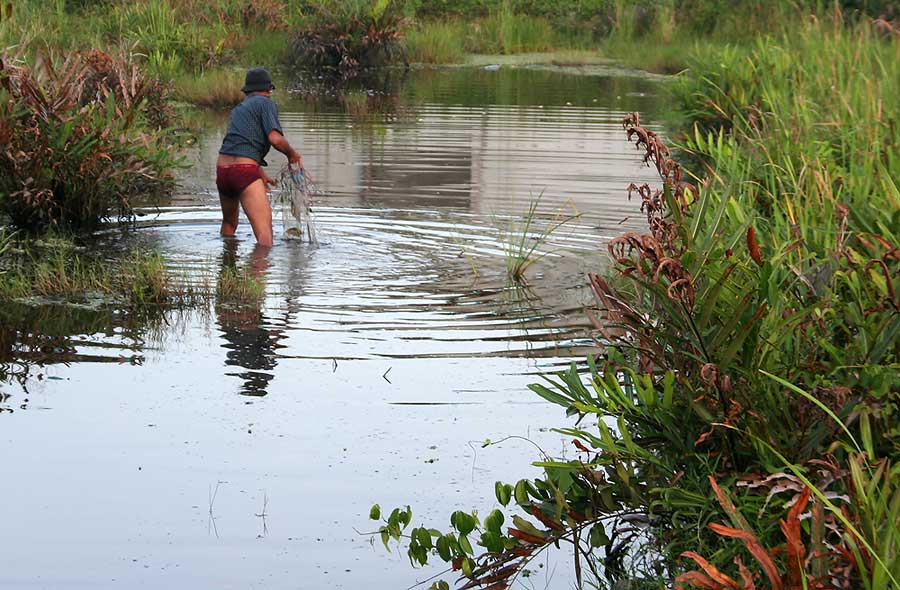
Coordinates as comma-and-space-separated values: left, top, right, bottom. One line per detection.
1, 65, 665, 589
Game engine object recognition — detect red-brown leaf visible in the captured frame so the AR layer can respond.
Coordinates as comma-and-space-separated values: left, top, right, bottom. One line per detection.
680, 551, 740, 588
735, 556, 757, 589
674, 571, 721, 589
708, 524, 782, 590
506, 528, 545, 545
780, 488, 811, 587
572, 439, 592, 453
527, 505, 566, 532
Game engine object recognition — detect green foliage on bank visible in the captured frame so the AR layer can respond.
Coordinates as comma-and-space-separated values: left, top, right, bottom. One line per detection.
0, 50, 180, 230
0, 0, 293, 77
4, 0, 894, 81
3, 0, 898, 74
373, 11, 900, 590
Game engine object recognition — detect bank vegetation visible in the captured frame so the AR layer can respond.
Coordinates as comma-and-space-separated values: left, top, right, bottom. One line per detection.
372, 8, 900, 590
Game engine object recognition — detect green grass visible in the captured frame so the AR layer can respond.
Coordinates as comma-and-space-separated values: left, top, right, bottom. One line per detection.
0, 235, 268, 307
406, 15, 592, 64
0, 0, 292, 78
599, 31, 708, 73
472, 11, 557, 54
215, 265, 267, 304
406, 20, 468, 63
0, 242, 198, 305
498, 197, 579, 283
174, 68, 246, 108
596, 0, 812, 73
675, 13, 900, 243
239, 30, 291, 67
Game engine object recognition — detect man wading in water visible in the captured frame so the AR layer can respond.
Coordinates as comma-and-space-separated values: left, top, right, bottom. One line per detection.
216, 68, 303, 247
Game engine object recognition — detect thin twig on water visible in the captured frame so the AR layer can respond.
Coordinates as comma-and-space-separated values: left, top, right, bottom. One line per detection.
208, 480, 224, 538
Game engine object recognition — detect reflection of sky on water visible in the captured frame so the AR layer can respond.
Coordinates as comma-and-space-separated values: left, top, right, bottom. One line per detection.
0, 66, 667, 588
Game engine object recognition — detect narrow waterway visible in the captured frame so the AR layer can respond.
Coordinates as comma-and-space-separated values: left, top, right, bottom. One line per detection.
0, 65, 665, 589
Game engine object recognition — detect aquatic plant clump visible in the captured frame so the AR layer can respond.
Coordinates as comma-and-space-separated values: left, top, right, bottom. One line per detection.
215, 265, 266, 304
0, 240, 194, 306
289, 0, 409, 77
0, 50, 181, 229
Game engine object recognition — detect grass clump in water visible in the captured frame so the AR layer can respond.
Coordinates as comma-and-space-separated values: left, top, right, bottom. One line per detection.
0, 235, 269, 308
0, 237, 203, 306
289, 0, 409, 77
499, 196, 579, 283
215, 264, 266, 304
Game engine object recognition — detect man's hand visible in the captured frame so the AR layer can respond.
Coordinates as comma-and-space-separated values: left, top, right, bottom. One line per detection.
261, 171, 277, 192
289, 149, 303, 169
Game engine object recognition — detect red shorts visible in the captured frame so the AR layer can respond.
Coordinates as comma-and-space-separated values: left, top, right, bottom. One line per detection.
216, 164, 262, 199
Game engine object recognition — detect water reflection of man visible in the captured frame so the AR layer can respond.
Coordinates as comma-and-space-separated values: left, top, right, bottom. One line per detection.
214, 240, 284, 397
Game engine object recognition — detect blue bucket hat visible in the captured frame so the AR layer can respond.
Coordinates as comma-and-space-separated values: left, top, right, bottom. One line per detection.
241, 68, 275, 93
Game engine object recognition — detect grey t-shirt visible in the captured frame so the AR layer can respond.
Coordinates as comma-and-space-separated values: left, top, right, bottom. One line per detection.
218, 94, 284, 166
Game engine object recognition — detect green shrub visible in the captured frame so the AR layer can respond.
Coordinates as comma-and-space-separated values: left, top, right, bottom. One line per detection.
0, 50, 181, 229
290, 0, 408, 76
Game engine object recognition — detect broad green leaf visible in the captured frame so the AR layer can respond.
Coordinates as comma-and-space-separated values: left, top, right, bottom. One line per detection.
480, 530, 504, 553
514, 480, 529, 505
451, 511, 476, 536
458, 533, 473, 555
484, 509, 504, 534
415, 527, 433, 550
589, 523, 610, 547
436, 535, 452, 561
495, 481, 512, 506
461, 557, 474, 578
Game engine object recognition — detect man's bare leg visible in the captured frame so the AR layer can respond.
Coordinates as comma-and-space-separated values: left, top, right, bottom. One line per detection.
239, 179, 274, 247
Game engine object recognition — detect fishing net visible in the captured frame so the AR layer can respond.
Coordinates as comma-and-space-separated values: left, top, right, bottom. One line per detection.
275, 165, 319, 244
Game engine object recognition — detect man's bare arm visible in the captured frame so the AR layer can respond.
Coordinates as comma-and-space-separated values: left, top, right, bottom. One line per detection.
268, 130, 302, 167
